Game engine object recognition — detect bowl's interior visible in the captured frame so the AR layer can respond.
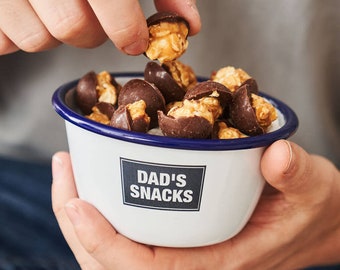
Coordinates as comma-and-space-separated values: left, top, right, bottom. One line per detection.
52, 72, 299, 151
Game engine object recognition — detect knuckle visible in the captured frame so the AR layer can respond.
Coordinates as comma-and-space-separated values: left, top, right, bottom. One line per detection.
17, 30, 55, 52
51, 190, 64, 217
51, 198, 63, 217
84, 237, 103, 256
50, 12, 87, 42
110, 21, 145, 48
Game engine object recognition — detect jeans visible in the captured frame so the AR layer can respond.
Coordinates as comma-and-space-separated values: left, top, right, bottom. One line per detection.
0, 156, 339, 270
0, 156, 80, 269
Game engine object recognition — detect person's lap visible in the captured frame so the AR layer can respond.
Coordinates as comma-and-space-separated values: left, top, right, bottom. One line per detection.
0, 156, 80, 269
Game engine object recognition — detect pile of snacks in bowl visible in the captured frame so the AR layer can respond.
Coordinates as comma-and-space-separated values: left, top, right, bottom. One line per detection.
77, 64, 279, 139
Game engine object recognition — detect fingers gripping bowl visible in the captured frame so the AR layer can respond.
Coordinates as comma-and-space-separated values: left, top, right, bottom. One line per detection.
52, 72, 298, 247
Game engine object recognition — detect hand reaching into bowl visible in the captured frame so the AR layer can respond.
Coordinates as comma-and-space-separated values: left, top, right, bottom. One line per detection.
51, 140, 340, 270
0, 0, 201, 55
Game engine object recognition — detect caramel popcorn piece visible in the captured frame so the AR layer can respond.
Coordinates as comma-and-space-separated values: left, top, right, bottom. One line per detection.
162, 60, 197, 91
216, 122, 247, 139
212, 66, 251, 92
251, 94, 278, 129
145, 12, 189, 63
86, 106, 111, 125
96, 71, 119, 105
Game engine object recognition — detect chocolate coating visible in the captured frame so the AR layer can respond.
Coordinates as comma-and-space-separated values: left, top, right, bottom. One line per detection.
211, 120, 226, 139
75, 71, 98, 114
131, 116, 150, 133
184, 81, 233, 107
118, 79, 166, 128
146, 12, 189, 32
110, 105, 149, 133
230, 85, 264, 136
95, 102, 115, 119
144, 61, 185, 103
110, 105, 130, 130
239, 78, 258, 95
158, 111, 213, 139
110, 76, 122, 94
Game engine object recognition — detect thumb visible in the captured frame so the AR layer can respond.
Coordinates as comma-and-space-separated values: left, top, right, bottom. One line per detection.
261, 140, 330, 204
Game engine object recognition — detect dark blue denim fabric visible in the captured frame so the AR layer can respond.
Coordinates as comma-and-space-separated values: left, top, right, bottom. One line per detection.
0, 156, 80, 269
0, 156, 339, 270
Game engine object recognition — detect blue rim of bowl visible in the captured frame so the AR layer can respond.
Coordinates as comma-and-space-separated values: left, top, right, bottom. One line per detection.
52, 72, 298, 151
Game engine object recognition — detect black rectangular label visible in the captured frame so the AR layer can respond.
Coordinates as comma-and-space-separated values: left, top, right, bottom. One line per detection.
120, 158, 206, 211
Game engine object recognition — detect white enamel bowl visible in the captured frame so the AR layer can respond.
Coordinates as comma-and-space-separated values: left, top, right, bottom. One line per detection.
52, 72, 298, 247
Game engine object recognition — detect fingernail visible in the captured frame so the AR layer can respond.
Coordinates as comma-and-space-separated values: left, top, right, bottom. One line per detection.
65, 202, 81, 226
52, 154, 63, 180
282, 140, 293, 174
122, 38, 148, 55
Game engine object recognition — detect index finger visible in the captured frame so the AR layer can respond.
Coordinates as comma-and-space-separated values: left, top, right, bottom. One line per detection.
87, 0, 149, 55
